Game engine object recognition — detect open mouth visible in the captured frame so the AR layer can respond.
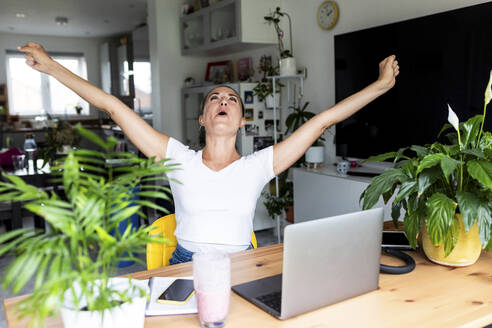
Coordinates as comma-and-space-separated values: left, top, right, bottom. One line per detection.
216, 110, 228, 117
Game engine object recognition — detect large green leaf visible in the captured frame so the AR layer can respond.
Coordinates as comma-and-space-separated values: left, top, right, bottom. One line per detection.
362, 168, 408, 210
425, 192, 457, 245
395, 181, 417, 202
417, 167, 441, 197
461, 115, 482, 148
396, 159, 417, 179
440, 156, 461, 180
476, 203, 492, 246
460, 149, 486, 159
479, 131, 492, 150
403, 210, 423, 249
456, 191, 480, 231
443, 214, 460, 257
364, 152, 396, 163
467, 160, 492, 189
391, 201, 402, 227
416, 154, 445, 175
410, 145, 429, 157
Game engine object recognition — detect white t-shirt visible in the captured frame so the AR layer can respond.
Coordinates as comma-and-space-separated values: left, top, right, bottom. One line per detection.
165, 138, 275, 253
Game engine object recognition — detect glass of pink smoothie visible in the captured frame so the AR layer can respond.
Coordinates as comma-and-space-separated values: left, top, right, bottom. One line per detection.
193, 251, 231, 328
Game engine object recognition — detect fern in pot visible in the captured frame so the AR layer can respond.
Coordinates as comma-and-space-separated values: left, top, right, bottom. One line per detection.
0, 126, 176, 327
360, 71, 492, 267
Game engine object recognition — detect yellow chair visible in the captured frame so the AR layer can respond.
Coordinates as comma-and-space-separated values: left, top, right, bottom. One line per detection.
146, 214, 258, 270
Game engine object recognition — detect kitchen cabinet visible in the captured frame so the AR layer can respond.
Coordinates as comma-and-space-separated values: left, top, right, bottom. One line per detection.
180, 0, 277, 55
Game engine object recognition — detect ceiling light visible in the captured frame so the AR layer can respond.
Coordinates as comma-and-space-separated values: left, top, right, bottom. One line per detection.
55, 16, 68, 26
16, 13, 26, 18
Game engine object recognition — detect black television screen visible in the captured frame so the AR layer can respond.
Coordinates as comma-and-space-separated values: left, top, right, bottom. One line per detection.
335, 2, 492, 159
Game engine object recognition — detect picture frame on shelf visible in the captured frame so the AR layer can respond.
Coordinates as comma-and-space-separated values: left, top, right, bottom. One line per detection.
244, 91, 254, 104
265, 119, 280, 133
205, 60, 233, 84
237, 57, 253, 81
245, 108, 254, 121
245, 124, 259, 136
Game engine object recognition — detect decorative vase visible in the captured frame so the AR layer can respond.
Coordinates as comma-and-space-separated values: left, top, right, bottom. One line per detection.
422, 214, 482, 267
265, 94, 280, 109
305, 146, 324, 163
279, 57, 296, 76
61, 278, 148, 328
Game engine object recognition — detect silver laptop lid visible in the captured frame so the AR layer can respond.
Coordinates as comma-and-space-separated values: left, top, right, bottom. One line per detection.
280, 208, 383, 319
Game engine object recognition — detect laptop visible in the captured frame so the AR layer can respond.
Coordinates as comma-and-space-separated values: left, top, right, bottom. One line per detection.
232, 208, 384, 320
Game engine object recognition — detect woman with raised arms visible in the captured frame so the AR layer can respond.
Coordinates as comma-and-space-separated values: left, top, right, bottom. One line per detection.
18, 42, 399, 264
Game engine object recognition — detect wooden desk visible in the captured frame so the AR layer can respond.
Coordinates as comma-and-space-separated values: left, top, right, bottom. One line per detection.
4, 244, 492, 328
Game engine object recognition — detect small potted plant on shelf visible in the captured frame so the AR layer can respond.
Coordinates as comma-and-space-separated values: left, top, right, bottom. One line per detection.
0, 125, 176, 327
37, 121, 81, 168
264, 7, 296, 76
74, 104, 83, 115
360, 71, 492, 267
262, 177, 294, 224
253, 55, 283, 108
285, 101, 325, 166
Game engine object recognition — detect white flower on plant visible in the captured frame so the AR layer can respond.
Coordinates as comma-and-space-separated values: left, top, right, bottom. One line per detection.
447, 104, 460, 132
485, 70, 492, 106
447, 103, 463, 150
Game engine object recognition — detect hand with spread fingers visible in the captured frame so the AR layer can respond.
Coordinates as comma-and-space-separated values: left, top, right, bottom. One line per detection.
17, 42, 56, 74
377, 55, 400, 91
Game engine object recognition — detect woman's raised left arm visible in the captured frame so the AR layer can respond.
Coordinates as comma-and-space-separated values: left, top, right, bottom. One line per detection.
272, 55, 399, 176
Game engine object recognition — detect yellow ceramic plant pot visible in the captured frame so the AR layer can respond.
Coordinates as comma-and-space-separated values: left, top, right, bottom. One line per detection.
422, 214, 482, 267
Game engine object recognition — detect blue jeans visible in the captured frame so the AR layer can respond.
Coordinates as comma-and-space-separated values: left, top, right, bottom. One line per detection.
169, 243, 254, 265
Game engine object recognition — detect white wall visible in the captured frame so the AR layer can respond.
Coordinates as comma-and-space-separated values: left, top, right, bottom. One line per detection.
147, 0, 208, 140
0, 32, 105, 116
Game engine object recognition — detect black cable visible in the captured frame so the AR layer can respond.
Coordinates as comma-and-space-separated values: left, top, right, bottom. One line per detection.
380, 247, 416, 274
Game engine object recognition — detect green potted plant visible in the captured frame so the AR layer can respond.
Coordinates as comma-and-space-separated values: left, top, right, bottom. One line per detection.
252, 55, 283, 108
264, 7, 296, 76
74, 104, 83, 115
38, 121, 81, 168
0, 125, 176, 327
285, 101, 325, 165
360, 71, 492, 267
262, 179, 293, 220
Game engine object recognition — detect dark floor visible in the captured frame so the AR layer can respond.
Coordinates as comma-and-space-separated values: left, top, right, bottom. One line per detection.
0, 217, 278, 327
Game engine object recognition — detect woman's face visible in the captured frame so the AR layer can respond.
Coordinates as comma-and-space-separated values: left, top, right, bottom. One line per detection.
200, 87, 245, 137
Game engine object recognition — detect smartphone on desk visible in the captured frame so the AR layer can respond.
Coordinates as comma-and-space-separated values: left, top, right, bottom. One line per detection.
157, 279, 195, 305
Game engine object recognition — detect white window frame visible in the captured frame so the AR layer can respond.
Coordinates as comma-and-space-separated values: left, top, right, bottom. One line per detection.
5, 50, 91, 119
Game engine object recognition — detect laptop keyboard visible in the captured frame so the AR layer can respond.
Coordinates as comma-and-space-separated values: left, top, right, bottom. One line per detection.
255, 291, 282, 313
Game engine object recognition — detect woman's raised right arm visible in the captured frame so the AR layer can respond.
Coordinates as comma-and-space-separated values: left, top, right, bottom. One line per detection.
18, 42, 170, 160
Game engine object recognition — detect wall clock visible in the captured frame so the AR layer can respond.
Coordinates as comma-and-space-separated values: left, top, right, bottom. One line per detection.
317, 1, 339, 30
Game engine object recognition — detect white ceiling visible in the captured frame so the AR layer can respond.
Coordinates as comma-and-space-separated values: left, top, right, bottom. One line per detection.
0, 0, 148, 38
